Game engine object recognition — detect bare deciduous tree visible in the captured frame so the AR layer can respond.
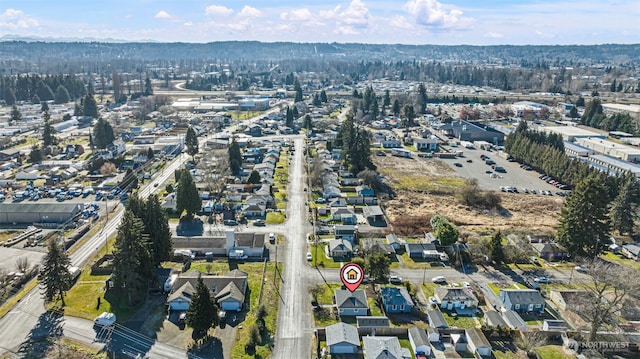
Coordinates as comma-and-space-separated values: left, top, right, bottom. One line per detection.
15, 257, 29, 273
575, 260, 640, 341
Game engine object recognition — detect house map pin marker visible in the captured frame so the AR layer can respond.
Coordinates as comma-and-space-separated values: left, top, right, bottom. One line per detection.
340, 263, 364, 292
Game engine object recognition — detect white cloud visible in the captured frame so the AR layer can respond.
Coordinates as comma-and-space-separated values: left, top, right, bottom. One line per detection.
0, 8, 39, 29
280, 8, 314, 22
535, 30, 556, 39
320, 0, 370, 34
183, 21, 193, 27
389, 15, 413, 30
154, 10, 173, 20
237, 6, 262, 19
204, 5, 233, 17
403, 0, 473, 30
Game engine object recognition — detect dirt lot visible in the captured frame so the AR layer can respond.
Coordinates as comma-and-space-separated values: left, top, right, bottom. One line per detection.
375, 155, 563, 236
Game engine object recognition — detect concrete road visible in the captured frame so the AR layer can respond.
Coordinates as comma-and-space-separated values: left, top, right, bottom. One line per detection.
272, 136, 316, 359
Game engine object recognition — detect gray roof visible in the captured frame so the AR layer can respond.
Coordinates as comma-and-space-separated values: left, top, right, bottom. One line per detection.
215, 281, 245, 303
502, 310, 527, 329
363, 336, 405, 359
466, 328, 491, 348
171, 270, 247, 300
167, 281, 195, 303
362, 239, 395, 255
408, 327, 429, 347
235, 233, 265, 247
406, 242, 436, 252
484, 310, 507, 327
623, 243, 640, 256
434, 287, 476, 303
386, 233, 406, 246
427, 310, 449, 328
335, 289, 369, 310
500, 289, 545, 305
380, 287, 414, 307
326, 322, 360, 347
0, 202, 82, 214
363, 205, 384, 217
356, 316, 390, 328
329, 239, 353, 252
531, 242, 567, 254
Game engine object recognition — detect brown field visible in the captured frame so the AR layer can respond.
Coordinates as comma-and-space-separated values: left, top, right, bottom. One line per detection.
375, 156, 563, 236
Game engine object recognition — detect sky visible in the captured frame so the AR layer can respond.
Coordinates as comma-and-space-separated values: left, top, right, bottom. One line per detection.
0, 0, 638, 45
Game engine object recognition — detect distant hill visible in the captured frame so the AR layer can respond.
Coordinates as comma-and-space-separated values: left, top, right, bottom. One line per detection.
0, 41, 638, 65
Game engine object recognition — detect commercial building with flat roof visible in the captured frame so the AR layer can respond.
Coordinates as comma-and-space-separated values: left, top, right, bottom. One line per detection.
602, 103, 640, 120
582, 155, 640, 178
563, 141, 594, 157
0, 203, 82, 224
439, 120, 505, 145
539, 126, 604, 142
576, 137, 640, 162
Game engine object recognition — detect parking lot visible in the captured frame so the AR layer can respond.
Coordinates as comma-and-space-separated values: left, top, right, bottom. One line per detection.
440, 146, 565, 195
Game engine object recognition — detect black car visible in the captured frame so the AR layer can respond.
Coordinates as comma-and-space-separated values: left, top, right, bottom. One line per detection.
223, 219, 238, 226
253, 219, 265, 226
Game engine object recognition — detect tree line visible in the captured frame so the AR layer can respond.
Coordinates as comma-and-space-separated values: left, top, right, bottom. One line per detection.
0, 74, 86, 105
581, 98, 639, 135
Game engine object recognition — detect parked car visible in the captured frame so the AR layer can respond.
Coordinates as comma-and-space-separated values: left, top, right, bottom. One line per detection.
315, 198, 326, 204
253, 219, 265, 226
94, 312, 116, 327
432, 276, 447, 284
428, 296, 438, 305
534, 276, 550, 284
454, 162, 462, 167
223, 219, 238, 226
389, 275, 403, 284
269, 233, 276, 244
306, 252, 313, 261
462, 282, 472, 289
575, 265, 589, 272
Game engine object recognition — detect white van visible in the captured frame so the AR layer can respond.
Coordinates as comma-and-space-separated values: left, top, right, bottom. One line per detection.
269, 233, 276, 244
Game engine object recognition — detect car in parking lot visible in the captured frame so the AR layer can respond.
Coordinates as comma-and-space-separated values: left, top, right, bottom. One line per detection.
454, 162, 462, 167
315, 197, 326, 204
432, 276, 447, 284
466, 159, 472, 163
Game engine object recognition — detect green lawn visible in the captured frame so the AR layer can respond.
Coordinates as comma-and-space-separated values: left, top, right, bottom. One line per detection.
399, 252, 447, 270
601, 251, 640, 271
398, 339, 416, 359
313, 307, 339, 327
443, 311, 479, 329
310, 243, 343, 269
421, 283, 439, 297
368, 297, 383, 316
314, 283, 342, 305
266, 211, 285, 224
535, 345, 575, 359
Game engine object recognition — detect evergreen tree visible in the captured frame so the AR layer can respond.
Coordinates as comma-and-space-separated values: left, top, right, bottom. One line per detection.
41, 101, 49, 113
29, 146, 42, 163
489, 231, 505, 265
38, 238, 73, 306
144, 76, 153, 96
575, 96, 585, 107
73, 102, 83, 116
42, 111, 57, 147
557, 176, 611, 257
112, 210, 153, 306
54, 85, 71, 104
10, 105, 21, 124
320, 89, 328, 103
186, 274, 219, 336
304, 114, 313, 131
83, 93, 98, 118
610, 179, 637, 236
185, 126, 199, 160
402, 104, 416, 128
93, 117, 115, 149
294, 80, 303, 102
312, 93, 321, 106
176, 168, 202, 219
392, 99, 401, 117
147, 147, 154, 160
285, 106, 294, 128
610, 79, 617, 92
247, 170, 261, 184
144, 194, 172, 265
36, 82, 54, 101
418, 83, 428, 113
4, 88, 16, 105
228, 138, 242, 175
568, 106, 579, 119
435, 221, 459, 246
366, 253, 390, 283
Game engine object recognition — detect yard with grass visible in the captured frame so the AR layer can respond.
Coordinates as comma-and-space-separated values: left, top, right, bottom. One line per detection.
601, 251, 640, 271
443, 311, 479, 329
399, 252, 448, 270
266, 211, 285, 224
310, 243, 343, 269
535, 345, 575, 359
398, 339, 416, 359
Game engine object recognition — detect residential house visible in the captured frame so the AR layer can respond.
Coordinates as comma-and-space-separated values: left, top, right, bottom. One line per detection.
356, 316, 390, 329
244, 124, 263, 137
361, 239, 395, 257
484, 310, 507, 327
328, 239, 354, 259
502, 310, 528, 331
363, 205, 385, 223
242, 203, 266, 218
356, 185, 375, 197
451, 332, 468, 352
408, 327, 431, 356
531, 242, 569, 261
386, 233, 406, 252
622, 243, 640, 261
167, 269, 248, 312
405, 242, 441, 260
326, 322, 360, 355
466, 328, 492, 357
232, 232, 265, 258
331, 207, 357, 224
381, 137, 402, 148
363, 336, 411, 359
335, 289, 369, 316
434, 287, 478, 311
414, 136, 440, 152
499, 289, 546, 313
380, 287, 414, 313
427, 328, 440, 342
427, 310, 449, 329
334, 225, 358, 242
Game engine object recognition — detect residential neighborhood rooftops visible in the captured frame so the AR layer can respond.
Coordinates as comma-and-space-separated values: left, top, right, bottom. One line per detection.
326, 322, 360, 347
335, 289, 368, 310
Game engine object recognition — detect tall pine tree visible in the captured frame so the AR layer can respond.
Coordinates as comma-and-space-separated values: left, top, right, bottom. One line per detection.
185, 126, 199, 160
186, 274, 219, 336
39, 238, 73, 306
610, 178, 637, 236
176, 168, 202, 219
